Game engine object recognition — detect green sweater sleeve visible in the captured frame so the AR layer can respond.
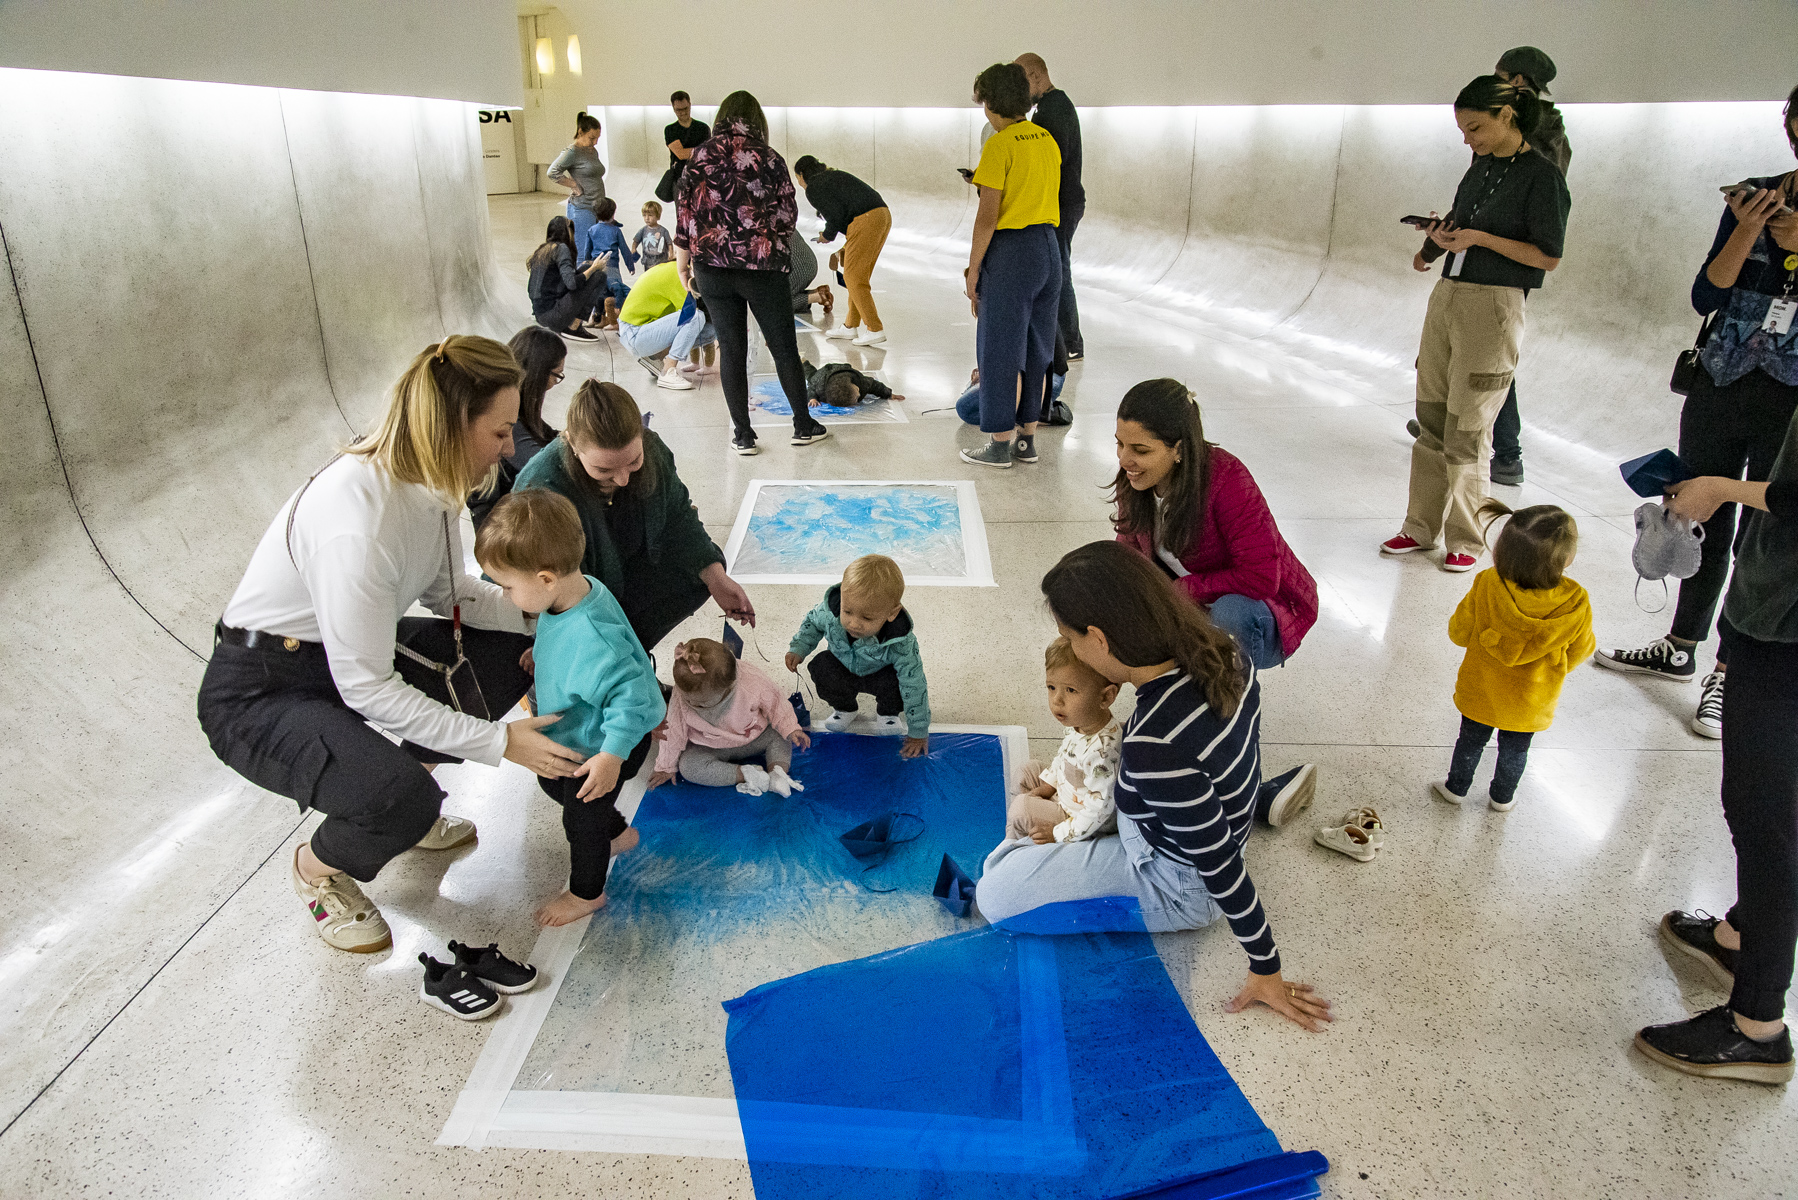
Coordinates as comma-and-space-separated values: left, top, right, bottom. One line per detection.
789, 602, 832, 658
888, 634, 931, 737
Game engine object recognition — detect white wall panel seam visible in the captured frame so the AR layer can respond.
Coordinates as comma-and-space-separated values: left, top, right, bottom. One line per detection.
277, 91, 360, 439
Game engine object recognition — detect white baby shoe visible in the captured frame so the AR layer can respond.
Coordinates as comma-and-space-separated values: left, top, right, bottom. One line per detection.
823, 710, 855, 732
1313, 822, 1379, 863
874, 715, 903, 735
736, 764, 771, 795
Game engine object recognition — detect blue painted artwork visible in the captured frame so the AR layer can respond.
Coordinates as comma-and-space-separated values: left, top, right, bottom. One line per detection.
749, 377, 904, 424
733, 484, 968, 579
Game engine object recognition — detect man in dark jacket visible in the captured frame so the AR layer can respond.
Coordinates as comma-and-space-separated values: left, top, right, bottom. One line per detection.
1016, 52, 1086, 360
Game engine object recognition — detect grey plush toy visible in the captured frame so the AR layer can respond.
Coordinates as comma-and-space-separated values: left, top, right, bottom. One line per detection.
1632, 500, 1704, 611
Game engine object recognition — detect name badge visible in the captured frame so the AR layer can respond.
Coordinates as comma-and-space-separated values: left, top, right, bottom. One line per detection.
1448, 250, 1466, 278
1765, 297, 1797, 335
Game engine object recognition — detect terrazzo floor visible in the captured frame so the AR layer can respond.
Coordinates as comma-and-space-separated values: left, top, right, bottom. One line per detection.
0, 190, 1790, 1199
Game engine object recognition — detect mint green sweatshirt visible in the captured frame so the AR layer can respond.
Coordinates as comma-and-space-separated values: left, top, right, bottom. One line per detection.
533, 576, 666, 759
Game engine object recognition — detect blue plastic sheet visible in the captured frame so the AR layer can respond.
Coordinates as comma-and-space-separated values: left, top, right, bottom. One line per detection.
723, 898, 1325, 1200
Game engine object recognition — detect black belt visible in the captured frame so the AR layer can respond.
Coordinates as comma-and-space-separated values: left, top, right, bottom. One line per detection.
215, 622, 323, 654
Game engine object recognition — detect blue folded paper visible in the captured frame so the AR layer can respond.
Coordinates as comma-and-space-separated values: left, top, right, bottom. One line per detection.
1620, 448, 1696, 498
933, 854, 976, 918
838, 811, 925, 894
722, 623, 744, 659
678, 293, 697, 325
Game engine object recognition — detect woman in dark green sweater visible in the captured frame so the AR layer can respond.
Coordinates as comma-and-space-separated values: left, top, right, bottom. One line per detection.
513, 380, 754, 652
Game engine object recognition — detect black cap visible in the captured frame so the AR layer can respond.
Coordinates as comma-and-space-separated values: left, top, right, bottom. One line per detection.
1496, 46, 1557, 94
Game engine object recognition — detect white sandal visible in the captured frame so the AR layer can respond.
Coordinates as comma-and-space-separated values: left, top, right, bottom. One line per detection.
1314, 822, 1379, 862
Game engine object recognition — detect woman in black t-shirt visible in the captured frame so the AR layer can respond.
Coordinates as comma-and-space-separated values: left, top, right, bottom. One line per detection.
1381, 76, 1570, 572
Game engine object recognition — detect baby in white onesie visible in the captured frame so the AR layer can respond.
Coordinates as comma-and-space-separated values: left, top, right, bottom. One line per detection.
1008, 637, 1122, 843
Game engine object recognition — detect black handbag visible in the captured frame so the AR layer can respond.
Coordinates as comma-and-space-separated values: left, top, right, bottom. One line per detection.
1670, 312, 1717, 396
654, 164, 682, 203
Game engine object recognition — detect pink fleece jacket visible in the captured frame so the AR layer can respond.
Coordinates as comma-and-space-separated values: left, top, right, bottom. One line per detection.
1118, 447, 1319, 659
654, 659, 801, 773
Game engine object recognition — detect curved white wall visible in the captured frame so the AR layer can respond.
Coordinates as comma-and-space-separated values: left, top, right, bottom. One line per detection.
0, 66, 530, 1129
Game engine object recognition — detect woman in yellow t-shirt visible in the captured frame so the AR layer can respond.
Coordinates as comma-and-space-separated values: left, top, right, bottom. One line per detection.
960, 62, 1062, 469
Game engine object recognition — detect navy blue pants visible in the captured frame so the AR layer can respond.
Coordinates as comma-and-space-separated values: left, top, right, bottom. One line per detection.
976, 224, 1062, 434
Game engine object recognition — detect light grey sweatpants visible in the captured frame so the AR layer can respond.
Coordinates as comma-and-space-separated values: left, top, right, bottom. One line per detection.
677, 725, 792, 787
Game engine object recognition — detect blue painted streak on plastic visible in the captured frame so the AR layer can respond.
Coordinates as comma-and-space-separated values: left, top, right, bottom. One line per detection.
1102, 1151, 1328, 1200
724, 903, 1300, 1198
735, 483, 967, 579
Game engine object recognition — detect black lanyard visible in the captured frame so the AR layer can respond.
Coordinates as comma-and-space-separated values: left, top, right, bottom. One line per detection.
1457, 150, 1521, 227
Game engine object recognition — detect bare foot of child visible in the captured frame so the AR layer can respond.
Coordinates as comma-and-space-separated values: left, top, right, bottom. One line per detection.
611, 826, 639, 856
535, 890, 606, 927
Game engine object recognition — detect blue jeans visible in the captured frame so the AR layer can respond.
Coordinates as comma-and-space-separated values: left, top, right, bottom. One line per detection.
1207, 594, 1286, 670
566, 201, 600, 261
956, 370, 1064, 424
1446, 715, 1533, 804
616, 311, 716, 363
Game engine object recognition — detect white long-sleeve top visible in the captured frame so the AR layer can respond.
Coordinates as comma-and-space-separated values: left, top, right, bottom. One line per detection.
1040, 717, 1122, 843
221, 455, 528, 766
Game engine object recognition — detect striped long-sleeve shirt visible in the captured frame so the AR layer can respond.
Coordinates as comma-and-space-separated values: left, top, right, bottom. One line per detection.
1116, 667, 1279, 975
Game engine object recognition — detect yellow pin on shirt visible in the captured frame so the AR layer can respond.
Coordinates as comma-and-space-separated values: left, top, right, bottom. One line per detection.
1787, 253, 1798, 272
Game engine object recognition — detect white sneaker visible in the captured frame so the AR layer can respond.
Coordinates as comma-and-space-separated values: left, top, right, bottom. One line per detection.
822, 710, 855, 732
874, 715, 904, 735
826, 325, 859, 341
767, 765, 804, 797
414, 814, 477, 851
852, 329, 887, 347
1691, 670, 1725, 739
1313, 823, 1379, 862
291, 846, 391, 953
657, 365, 695, 391
1430, 780, 1465, 806
736, 764, 771, 795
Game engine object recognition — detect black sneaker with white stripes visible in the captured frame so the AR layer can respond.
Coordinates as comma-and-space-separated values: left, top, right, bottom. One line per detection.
450, 940, 539, 994
1691, 670, 1725, 739
1594, 636, 1696, 681
418, 953, 502, 1020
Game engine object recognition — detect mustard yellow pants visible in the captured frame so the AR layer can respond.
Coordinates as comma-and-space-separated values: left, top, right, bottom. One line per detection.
841, 206, 891, 332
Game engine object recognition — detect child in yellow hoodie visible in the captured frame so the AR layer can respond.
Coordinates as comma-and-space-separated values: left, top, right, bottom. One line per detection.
1435, 501, 1596, 812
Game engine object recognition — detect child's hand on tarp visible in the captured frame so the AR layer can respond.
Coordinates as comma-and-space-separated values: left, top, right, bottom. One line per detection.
574, 750, 624, 801
901, 735, 929, 759
789, 729, 812, 751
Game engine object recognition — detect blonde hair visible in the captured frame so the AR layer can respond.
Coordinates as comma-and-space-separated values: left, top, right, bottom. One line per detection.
641, 200, 663, 219
474, 488, 584, 577
1479, 499, 1578, 590
348, 335, 520, 502
1044, 636, 1111, 692
842, 554, 905, 608
672, 638, 738, 694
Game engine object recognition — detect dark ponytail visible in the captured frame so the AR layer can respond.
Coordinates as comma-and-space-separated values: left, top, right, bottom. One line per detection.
1455, 74, 1542, 138
793, 155, 824, 181
1042, 542, 1247, 717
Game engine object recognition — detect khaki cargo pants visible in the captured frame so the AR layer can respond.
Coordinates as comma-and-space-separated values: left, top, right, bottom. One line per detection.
1402, 278, 1525, 556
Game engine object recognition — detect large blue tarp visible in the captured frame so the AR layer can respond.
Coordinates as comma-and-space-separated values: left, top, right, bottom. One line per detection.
723, 900, 1326, 1200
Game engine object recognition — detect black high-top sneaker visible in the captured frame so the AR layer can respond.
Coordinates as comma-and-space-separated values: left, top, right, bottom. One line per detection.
449, 941, 540, 995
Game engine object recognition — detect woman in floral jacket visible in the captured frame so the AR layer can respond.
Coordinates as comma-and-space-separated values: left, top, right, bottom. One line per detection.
674, 90, 829, 456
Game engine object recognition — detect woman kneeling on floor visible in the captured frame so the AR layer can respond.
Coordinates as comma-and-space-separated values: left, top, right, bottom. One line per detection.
975, 541, 1332, 1032
198, 336, 585, 954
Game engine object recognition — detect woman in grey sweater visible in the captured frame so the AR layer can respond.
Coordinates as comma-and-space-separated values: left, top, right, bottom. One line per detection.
548, 113, 608, 261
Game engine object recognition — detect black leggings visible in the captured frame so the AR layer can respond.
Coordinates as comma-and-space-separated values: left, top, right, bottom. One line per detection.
198, 618, 533, 882
1446, 715, 1533, 804
692, 263, 816, 442
537, 730, 654, 900
1671, 366, 1798, 658
808, 651, 903, 717
535, 273, 608, 331
1718, 622, 1798, 1022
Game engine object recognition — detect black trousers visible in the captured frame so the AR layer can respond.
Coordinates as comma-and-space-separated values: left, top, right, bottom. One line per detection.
1672, 366, 1798, 657
535, 272, 608, 331
1718, 622, 1798, 1022
808, 651, 903, 717
1492, 381, 1521, 463
536, 730, 654, 900
197, 618, 533, 882
1055, 204, 1084, 356
692, 263, 817, 442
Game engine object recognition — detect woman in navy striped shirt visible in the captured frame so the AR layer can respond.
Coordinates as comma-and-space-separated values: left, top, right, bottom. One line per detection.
979, 541, 1332, 1031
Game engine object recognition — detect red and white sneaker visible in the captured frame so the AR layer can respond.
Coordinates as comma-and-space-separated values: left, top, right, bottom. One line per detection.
1380, 534, 1426, 555
1441, 553, 1478, 572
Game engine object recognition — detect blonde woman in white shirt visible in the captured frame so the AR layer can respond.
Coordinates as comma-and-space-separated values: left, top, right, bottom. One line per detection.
1006, 638, 1122, 844
198, 336, 585, 954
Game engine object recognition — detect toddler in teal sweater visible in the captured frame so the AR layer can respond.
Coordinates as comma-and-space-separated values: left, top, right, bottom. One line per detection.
785, 554, 931, 758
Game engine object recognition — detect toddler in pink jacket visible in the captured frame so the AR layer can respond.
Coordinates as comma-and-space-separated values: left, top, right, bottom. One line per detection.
647, 639, 811, 796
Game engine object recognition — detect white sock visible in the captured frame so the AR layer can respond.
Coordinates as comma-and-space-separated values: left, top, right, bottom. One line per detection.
736, 764, 770, 795
766, 765, 793, 797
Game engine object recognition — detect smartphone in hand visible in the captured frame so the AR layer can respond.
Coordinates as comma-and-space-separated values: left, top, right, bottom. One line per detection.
956, 167, 974, 182
1400, 215, 1440, 229
1720, 183, 1796, 216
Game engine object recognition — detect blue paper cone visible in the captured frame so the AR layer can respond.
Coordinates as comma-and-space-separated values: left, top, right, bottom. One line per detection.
1620, 448, 1695, 498
839, 813, 897, 861
933, 854, 975, 918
